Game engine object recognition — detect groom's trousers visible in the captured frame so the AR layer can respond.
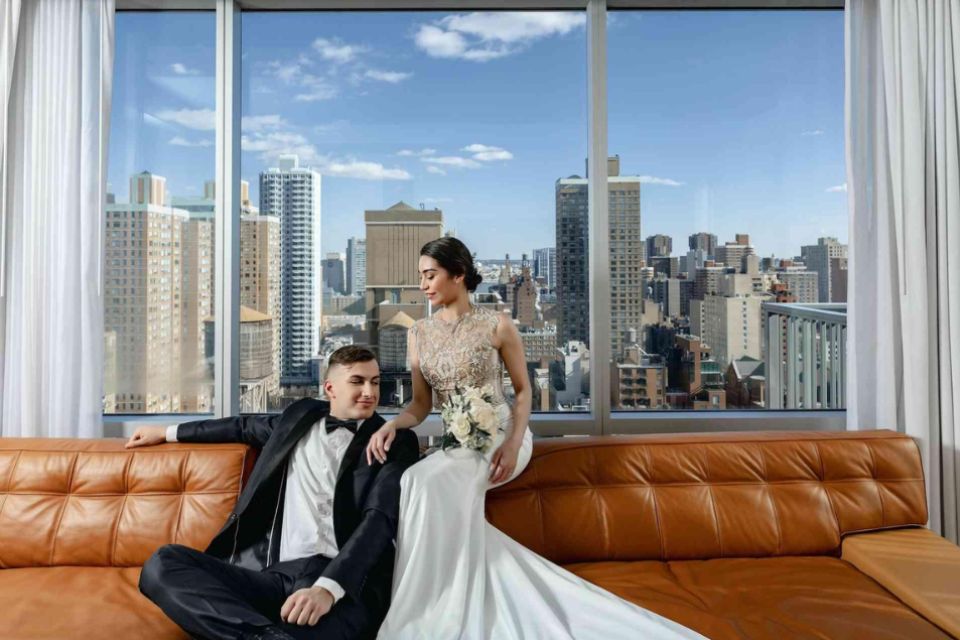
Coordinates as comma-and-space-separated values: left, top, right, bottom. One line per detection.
139, 544, 373, 640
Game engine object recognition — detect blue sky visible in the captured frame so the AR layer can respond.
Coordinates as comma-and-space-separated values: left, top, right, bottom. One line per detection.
109, 9, 846, 260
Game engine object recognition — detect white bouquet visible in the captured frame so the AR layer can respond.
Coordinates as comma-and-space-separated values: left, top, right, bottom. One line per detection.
439, 385, 501, 453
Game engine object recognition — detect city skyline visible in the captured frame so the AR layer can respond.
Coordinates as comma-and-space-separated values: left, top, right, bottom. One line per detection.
109, 10, 847, 261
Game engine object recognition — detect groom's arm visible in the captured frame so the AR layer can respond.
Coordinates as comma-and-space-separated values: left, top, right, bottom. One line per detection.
171, 397, 314, 449
169, 414, 277, 449
319, 430, 420, 602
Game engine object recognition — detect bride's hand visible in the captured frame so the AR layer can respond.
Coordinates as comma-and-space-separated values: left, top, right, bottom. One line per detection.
367, 421, 397, 465
489, 439, 521, 484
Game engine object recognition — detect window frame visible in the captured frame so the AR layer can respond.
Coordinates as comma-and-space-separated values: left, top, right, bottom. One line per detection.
104, 0, 846, 438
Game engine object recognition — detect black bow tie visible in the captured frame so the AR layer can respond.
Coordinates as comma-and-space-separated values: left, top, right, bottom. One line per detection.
326, 417, 359, 435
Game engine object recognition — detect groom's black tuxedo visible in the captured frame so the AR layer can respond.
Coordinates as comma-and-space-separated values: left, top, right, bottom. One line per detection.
139, 398, 420, 640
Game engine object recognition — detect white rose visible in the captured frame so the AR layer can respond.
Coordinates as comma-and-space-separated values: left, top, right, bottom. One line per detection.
448, 413, 472, 441
463, 387, 484, 405
472, 405, 498, 434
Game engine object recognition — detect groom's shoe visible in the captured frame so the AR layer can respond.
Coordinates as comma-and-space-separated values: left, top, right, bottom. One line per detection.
242, 627, 297, 640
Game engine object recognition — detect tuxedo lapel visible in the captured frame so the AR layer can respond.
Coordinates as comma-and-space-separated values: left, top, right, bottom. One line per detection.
336, 412, 385, 486
333, 412, 385, 545
235, 399, 329, 514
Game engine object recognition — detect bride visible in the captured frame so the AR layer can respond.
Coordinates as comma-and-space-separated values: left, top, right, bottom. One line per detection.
366, 237, 705, 640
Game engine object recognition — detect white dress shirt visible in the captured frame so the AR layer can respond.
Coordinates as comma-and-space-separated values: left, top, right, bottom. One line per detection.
167, 416, 359, 603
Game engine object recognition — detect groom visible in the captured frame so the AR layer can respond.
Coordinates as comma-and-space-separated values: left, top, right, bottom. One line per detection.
131, 345, 420, 640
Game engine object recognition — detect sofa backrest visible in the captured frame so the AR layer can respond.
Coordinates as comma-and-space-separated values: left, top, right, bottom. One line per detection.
0, 439, 252, 568
486, 431, 927, 564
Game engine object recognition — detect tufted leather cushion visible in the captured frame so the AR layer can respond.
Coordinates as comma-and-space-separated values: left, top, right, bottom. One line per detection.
0, 567, 189, 640
565, 557, 952, 640
487, 430, 927, 563
0, 439, 253, 568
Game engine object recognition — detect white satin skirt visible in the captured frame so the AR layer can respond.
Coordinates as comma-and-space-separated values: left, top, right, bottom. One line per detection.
377, 427, 707, 640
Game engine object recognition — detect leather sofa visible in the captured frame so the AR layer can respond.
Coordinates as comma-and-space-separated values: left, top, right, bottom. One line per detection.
1, 431, 957, 639
488, 430, 960, 639
0, 438, 253, 639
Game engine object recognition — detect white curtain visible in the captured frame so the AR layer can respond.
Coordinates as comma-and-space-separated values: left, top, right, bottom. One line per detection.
0, 0, 114, 438
846, 0, 960, 543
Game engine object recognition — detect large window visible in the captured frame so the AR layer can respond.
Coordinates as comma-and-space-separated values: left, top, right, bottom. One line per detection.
105, 2, 847, 432
238, 11, 587, 414
104, 13, 216, 415
607, 10, 847, 413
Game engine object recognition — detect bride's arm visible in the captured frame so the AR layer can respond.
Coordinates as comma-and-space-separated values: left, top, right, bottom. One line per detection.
367, 326, 433, 464
495, 314, 532, 446
391, 327, 433, 429
489, 314, 532, 483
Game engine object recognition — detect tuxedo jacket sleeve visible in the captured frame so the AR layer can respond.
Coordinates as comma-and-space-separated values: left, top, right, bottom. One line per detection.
173, 398, 315, 449
321, 429, 420, 602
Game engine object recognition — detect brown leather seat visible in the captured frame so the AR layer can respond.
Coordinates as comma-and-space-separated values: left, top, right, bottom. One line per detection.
3, 431, 958, 639
0, 438, 254, 640
488, 430, 960, 639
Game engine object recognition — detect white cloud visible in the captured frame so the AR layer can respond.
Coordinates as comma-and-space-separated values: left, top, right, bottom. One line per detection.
324, 160, 411, 180
422, 156, 482, 169
415, 12, 586, 62
638, 175, 684, 187
426, 165, 447, 175
242, 131, 409, 180
313, 38, 367, 64
295, 74, 338, 102
424, 197, 454, 203
826, 183, 848, 193
242, 131, 322, 166
171, 63, 199, 75
268, 61, 303, 84
398, 148, 437, 157
241, 114, 286, 132
802, 129, 825, 136
155, 108, 216, 131
169, 136, 212, 148
364, 69, 413, 84
463, 143, 513, 162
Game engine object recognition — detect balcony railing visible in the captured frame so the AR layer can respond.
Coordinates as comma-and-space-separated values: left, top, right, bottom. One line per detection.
763, 303, 846, 410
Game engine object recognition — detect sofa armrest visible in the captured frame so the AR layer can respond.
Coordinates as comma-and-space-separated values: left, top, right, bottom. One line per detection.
842, 528, 960, 638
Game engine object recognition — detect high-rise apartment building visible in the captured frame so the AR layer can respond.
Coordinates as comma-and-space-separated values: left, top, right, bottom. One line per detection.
556, 156, 643, 356
323, 252, 346, 294
104, 172, 188, 413
646, 234, 673, 259
532, 247, 556, 290
260, 154, 322, 386
364, 201, 442, 345
688, 232, 718, 258
346, 237, 367, 295
691, 273, 770, 367
715, 237, 755, 273
801, 237, 848, 303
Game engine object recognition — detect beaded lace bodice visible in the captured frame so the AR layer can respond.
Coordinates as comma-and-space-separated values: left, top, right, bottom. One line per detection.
411, 305, 510, 426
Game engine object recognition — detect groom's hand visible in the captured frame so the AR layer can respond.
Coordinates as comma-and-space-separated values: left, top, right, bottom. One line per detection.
280, 587, 334, 626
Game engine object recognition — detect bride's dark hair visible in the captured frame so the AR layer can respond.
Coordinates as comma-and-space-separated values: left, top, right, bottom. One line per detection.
420, 237, 482, 292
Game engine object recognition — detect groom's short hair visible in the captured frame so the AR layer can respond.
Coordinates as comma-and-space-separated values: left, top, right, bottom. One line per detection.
326, 345, 378, 379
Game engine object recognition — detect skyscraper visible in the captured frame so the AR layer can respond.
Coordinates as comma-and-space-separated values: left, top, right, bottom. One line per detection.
691, 273, 770, 367
323, 252, 346, 294
646, 234, 673, 259
346, 237, 367, 295
532, 247, 556, 290
801, 237, 848, 303
716, 237, 755, 273
689, 232, 718, 257
260, 154, 322, 386
556, 156, 643, 357
240, 211, 281, 404
104, 172, 188, 413
364, 202, 442, 345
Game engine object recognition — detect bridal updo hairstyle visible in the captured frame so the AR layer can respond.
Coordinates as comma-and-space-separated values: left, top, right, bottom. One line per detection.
420, 237, 483, 292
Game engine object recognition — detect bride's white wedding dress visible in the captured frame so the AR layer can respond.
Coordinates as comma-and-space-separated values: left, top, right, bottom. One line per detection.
377, 306, 707, 640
